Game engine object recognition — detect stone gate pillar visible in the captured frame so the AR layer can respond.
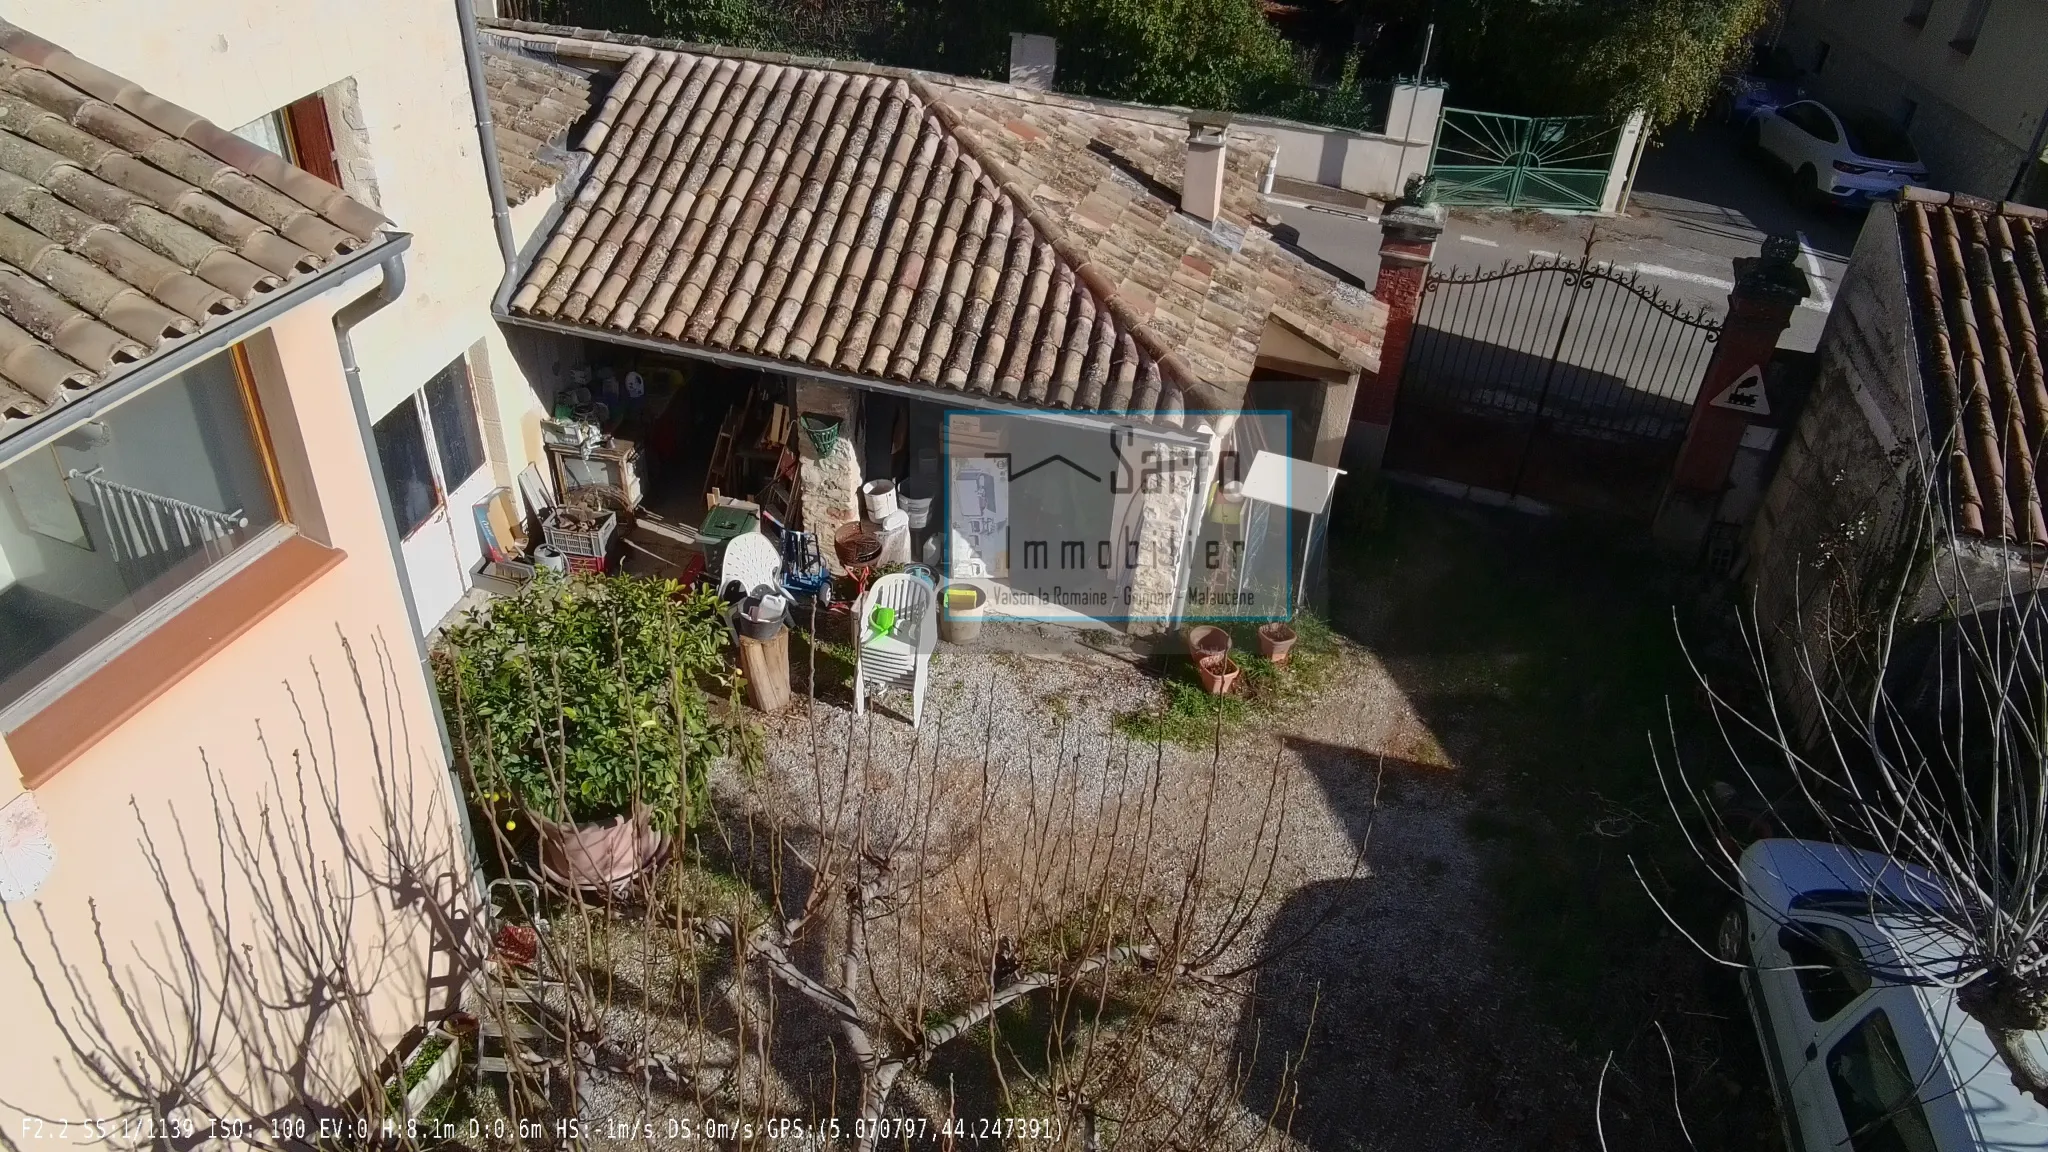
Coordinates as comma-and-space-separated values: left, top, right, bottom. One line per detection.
1348, 198, 1445, 470
1653, 235, 1809, 555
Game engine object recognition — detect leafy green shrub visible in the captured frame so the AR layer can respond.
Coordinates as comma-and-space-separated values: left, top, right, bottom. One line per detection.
434, 573, 744, 833
1248, 51, 1388, 132
1040, 0, 1298, 111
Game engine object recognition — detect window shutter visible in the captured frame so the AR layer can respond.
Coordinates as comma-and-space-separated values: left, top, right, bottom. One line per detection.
284, 94, 342, 186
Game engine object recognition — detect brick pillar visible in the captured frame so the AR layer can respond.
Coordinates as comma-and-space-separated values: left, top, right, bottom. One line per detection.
1653, 236, 1809, 555
1348, 201, 1445, 470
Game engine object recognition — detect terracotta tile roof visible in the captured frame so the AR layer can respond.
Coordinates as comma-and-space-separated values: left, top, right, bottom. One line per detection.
928, 85, 1381, 388
486, 22, 1384, 423
0, 20, 386, 438
1900, 189, 2048, 545
483, 45, 600, 208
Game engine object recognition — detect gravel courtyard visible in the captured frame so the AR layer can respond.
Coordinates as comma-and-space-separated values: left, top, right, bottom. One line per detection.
686, 481, 1784, 1152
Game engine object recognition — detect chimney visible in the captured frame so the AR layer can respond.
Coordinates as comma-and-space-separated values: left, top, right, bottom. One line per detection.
1009, 33, 1056, 91
1182, 112, 1231, 223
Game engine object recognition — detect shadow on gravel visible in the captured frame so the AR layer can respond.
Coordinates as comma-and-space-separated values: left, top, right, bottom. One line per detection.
1230, 478, 1783, 1151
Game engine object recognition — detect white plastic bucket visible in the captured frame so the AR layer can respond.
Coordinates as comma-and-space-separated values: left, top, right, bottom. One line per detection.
900, 493, 935, 529
860, 479, 899, 520
876, 510, 912, 565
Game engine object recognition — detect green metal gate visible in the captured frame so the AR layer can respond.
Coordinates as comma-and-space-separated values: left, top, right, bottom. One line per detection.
1429, 109, 1619, 211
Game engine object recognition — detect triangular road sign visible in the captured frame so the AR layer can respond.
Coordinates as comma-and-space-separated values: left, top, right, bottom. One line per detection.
1710, 363, 1770, 416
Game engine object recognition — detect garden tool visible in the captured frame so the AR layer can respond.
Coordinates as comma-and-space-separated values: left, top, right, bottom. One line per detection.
867, 604, 899, 642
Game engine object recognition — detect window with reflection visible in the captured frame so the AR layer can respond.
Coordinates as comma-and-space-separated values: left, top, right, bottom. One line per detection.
0, 348, 285, 713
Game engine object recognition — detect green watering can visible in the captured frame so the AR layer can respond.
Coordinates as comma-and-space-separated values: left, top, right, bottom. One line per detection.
867, 605, 898, 643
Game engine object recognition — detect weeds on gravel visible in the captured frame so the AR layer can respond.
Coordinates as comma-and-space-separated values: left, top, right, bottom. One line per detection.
1114, 612, 1340, 746
787, 623, 858, 690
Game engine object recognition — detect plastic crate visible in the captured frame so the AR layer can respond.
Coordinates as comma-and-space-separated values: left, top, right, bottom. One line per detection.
542, 508, 617, 558
566, 553, 606, 575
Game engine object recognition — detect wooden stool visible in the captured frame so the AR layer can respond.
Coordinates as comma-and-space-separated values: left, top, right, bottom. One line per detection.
736, 629, 791, 714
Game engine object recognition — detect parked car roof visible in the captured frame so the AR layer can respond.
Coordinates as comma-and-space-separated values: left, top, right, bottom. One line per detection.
1744, 838, 1949, 915
1743, 840, 2048, 1150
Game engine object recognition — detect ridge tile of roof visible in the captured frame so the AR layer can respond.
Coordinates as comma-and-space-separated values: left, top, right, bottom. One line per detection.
0, 18, 388, 439
1898, 188, 2048, 547
486, 20, 1385, 424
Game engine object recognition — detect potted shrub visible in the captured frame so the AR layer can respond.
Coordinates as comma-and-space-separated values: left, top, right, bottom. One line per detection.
435, 573, 750, 887
1257, 622, 1297, 665
1196, 653, 1241, 695
1184, 624, 1230, 662
384, 1027, 459, 1120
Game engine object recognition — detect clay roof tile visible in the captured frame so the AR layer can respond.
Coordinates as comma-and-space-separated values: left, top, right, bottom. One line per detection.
0, 18, 384, 437
487, 23, 1386, 420
1903, 196, 2048, 545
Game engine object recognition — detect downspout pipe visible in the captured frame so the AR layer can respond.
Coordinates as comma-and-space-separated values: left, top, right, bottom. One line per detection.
456, 0, 518, 267
335, 254, 417, 638
333, 252, 488, 902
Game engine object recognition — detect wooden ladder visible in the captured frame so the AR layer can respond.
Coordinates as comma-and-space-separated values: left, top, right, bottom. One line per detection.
703, 392, 756, 504
474, 969, 580, 1115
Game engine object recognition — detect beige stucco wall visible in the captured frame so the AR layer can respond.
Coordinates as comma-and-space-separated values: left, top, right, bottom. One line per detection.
0, 292, 470, 1123
1778, 0, 2048, 199
0, 0, 551, 485
1244, 82, 1443, 201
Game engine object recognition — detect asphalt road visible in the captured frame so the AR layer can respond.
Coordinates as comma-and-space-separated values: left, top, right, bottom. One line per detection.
1273, 119, 1867, 357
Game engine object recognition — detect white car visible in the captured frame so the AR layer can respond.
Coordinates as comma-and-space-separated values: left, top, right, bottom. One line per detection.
1721, 839, 2048, 1151
1750, 101, 1929, 206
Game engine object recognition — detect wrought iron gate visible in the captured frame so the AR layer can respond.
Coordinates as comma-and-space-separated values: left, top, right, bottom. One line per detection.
1383, 257, 1723, 518
1429, 110, 1619, 211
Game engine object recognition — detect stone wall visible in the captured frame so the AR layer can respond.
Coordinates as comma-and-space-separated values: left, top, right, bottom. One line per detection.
1744, 208, 1929, 740
1119, 439, 1201, 632
795, 379, 863, 574
1242, 82, 1443, 201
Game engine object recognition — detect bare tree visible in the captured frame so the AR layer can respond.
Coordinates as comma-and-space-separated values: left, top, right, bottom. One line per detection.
450, 663, 1346, 1151
1, 630, 480, 1152
1657, 418, 2048, 1104
6, 600, 1358, 1150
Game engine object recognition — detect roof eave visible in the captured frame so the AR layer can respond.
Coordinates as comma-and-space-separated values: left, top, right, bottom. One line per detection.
491, 307, 1207, 442
0, 232, 414, 469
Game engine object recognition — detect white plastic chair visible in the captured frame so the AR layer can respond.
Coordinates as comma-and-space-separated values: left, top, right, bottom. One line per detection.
720, 531, 782, 601
853, 571, 936, 727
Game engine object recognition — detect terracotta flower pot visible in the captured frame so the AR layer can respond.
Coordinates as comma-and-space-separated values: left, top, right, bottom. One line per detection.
1196, 654, 1241, 696
537, 809, 666, 890
1184, 624, 1231, 662
1257, 622, 1298, 665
